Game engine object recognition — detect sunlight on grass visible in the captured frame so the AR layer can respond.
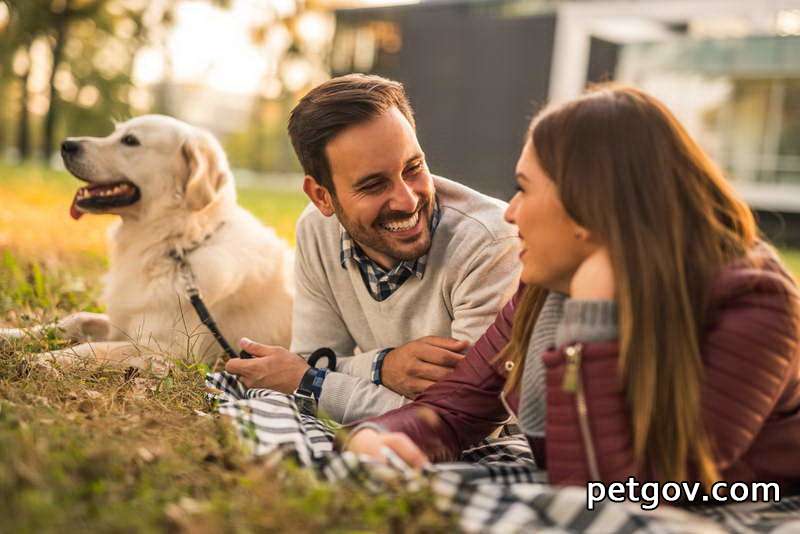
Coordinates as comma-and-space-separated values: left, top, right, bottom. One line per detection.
0, 162, 308, 271
0, 163, 450, 531
782, 248, 800, 278
2, 161, 797, 278
1, 160, 799, 530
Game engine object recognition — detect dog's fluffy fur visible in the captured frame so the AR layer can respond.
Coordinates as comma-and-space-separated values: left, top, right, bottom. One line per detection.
3, 115, 294, 372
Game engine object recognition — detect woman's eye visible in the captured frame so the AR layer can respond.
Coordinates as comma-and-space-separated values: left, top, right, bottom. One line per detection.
121, 134, 140, 147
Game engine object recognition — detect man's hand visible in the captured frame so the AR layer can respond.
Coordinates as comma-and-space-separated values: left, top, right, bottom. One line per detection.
346, 428, 430, 469
381, 336, 468, 398
225, 338, 309, 394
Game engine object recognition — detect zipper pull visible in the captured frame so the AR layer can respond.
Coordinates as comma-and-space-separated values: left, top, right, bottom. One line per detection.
561, 344, 583, 393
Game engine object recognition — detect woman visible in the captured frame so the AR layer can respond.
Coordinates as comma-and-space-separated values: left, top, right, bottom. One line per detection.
346, 85, 800, 490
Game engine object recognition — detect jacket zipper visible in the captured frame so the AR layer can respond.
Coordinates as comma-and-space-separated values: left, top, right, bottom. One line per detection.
561, 343, 601, 480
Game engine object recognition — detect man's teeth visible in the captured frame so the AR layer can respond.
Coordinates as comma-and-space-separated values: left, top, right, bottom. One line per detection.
382, 211, 419, 232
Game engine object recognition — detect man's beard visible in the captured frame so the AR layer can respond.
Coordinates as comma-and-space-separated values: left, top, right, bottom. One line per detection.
333, 192, 436, 264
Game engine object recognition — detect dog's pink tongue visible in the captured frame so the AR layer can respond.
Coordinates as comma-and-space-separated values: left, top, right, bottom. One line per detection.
70, 193, 84, 220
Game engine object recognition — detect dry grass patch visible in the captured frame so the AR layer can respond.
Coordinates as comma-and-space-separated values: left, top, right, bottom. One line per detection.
0, 163, 452, 532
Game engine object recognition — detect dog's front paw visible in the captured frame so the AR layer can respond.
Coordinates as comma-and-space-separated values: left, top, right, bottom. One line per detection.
57, 312, 111, 342
27, 349, 78, 376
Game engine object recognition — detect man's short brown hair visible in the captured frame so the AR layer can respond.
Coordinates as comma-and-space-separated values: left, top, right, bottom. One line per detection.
288, 73, 415, 191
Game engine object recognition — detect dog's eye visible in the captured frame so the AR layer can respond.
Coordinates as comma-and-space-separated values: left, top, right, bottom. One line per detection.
121, 134, 140, 147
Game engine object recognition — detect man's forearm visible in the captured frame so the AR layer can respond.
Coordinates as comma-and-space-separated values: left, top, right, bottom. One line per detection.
319, 372, 411, 424
334, 348, 387, 381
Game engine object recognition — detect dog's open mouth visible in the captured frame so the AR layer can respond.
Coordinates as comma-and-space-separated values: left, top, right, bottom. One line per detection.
70, 181, 141, 220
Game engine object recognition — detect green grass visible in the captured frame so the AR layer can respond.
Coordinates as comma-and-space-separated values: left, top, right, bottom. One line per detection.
237, 186, 309, 245
0, 163, 452, 532
1, 161, 799, 531
781, 248, 800, 278
0, 332, 449, 532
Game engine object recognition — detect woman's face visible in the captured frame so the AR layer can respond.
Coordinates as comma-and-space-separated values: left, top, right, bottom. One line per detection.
504, 140, 594, 293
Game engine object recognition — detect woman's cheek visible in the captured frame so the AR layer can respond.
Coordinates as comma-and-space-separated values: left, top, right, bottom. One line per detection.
519, 250, 543, 285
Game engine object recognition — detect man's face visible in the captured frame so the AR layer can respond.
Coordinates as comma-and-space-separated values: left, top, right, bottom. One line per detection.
325, 107, 436, 270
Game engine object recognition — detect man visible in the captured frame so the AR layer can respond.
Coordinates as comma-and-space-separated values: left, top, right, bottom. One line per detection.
226, 74, 519, 424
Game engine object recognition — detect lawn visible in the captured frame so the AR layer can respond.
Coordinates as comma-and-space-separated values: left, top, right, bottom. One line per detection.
783, 248, 800, 277
1, 162, 798, 532
0, 163, 450, 532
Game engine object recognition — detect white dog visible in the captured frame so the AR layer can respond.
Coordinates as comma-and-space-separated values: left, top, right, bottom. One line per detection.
2, 115, 294, 372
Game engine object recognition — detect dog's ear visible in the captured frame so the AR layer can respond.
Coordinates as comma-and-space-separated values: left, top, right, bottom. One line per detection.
181, 131, 229, 211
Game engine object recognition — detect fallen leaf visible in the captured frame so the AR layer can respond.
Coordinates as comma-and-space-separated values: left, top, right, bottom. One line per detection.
137, 447, 156, 463
204, 386, 223, 396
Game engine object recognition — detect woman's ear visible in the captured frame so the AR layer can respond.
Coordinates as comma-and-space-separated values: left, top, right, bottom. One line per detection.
573, 225, 591, 242
182, 132, 228, 211
302, 176, 335, 217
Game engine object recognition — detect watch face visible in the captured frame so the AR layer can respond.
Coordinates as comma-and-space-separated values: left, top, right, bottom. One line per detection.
293, 392, 317, 416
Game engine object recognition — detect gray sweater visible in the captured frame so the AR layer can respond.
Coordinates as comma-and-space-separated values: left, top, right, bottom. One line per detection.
291, 176, 521, 423
517, 293, 619, 438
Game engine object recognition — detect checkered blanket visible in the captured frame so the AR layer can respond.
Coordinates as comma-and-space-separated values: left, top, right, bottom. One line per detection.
206, 371, 800, 533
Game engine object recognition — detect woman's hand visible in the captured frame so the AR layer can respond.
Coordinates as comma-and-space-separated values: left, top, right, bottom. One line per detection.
346, 428, 431, 469
570, 247, 615, 300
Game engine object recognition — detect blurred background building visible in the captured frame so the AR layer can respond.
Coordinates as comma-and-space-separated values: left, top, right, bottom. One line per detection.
333, 0, 800, 242
2, 0, 800, 242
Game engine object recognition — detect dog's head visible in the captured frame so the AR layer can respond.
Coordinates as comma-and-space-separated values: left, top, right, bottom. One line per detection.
63, 115, 233, 220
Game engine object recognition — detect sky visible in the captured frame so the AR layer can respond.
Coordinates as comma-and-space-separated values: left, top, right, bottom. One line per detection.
132, 0, 417, 96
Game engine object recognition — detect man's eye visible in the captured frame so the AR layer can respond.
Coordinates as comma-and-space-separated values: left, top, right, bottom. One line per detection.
121, 134, 140, 147
359, 182, 387, 194
405, 162, 423, 175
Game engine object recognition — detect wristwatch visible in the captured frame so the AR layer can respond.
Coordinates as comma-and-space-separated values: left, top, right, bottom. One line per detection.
293, 348, 337, 416
294, 367, 320, 416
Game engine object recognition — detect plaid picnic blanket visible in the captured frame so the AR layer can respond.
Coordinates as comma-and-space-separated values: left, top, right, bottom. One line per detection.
206, 371, 800, 533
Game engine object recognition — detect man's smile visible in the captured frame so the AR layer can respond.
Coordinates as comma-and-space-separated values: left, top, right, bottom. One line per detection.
380, 211, 420, 232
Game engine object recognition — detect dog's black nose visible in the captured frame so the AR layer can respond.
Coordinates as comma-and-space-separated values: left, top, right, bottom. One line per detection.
61, 139, 81, 157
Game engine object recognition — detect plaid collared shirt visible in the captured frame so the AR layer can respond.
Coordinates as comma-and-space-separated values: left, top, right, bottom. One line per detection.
340, 202, 441, 302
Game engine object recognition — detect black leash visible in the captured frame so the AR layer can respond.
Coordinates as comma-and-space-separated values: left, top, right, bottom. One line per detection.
168, 226, 253, 360
187, 288, 243, 359
168, 225, 332, 364
307, 347, 336, 370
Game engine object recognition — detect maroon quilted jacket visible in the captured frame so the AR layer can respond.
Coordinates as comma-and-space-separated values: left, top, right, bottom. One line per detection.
364, 253, 800, 487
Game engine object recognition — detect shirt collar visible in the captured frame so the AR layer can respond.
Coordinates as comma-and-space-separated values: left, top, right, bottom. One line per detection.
340, 200, 441, 279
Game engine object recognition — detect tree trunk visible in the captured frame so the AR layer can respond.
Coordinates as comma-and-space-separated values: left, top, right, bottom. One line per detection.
17, 58, 30, 161
0, 77, 8, 153
43, 12, 69, 163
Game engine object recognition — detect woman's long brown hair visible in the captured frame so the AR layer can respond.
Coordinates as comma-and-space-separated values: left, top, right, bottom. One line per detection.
503, 85, 757, 488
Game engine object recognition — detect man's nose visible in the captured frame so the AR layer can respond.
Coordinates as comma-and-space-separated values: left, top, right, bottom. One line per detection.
388, 180, 417, 213
61, 139, 82, 157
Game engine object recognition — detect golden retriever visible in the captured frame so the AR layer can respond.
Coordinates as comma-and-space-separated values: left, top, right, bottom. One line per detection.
2, 115, 294, 373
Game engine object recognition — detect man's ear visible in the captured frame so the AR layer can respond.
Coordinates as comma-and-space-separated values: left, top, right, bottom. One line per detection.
302, 175, 335, 217
182, 132, 228, 211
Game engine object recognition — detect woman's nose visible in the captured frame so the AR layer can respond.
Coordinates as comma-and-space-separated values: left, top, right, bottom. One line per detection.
504, 195, 518, 223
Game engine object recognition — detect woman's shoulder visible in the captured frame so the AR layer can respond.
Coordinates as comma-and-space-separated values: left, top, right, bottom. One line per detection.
706, 244, 800, 368
711, 243, 799, 306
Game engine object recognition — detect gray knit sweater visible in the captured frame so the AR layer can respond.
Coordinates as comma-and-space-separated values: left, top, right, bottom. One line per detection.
291, 176, 521, 424
517, 293, 619, 437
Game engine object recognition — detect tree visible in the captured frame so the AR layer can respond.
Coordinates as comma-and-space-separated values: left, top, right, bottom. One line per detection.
0, 0, 197, 161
